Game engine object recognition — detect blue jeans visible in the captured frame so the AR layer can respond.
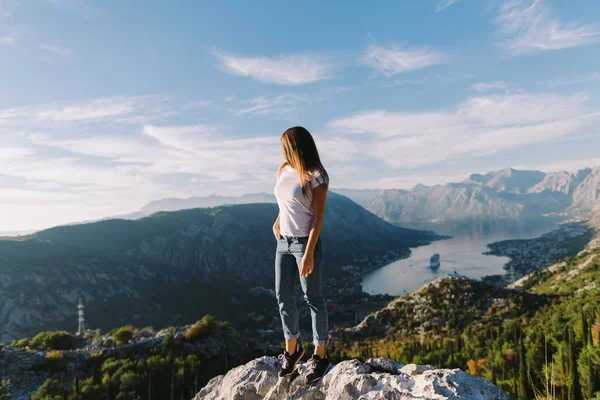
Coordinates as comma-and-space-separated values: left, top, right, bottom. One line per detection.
275, 235, 328, 346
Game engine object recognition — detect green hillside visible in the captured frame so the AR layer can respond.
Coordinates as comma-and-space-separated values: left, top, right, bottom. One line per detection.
331, 241, 600, 399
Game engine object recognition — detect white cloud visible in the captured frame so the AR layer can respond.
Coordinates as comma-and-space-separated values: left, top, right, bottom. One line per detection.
34, 123, 283, 182
0, 147, 34, 161
360, 44, 446, 77
40, 43, 74, 56
0, 96, 167, 124
4, 88, 597, 232
32, 134, 160, 163
0, 93, 292, 230
23, 126, 280, 187
435, 0, 461, 12
456, 92, 588, 126
0, 23, 22, 46
514, 158, 600, 173
142, 124, 220, 152
0, 94, 284, 210
0, 30, 16, 45
237, 95, 306, 116
215, 50, 334, 85
38, 97, 139, 121
496, 0, 600, 54
0, 188, 79, 203
470, 81, 507, 92
1, 155, 147, 189
316, 136, 363, 164
328, 92, 598, 168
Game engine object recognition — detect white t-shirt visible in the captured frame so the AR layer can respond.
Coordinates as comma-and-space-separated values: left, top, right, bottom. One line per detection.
274, 165, 328, 237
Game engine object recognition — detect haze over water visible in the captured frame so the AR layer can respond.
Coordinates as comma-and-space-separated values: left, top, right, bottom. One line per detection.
362, 221, 556, 296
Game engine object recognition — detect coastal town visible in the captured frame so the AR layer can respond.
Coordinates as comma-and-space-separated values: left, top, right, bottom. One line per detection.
484, 222, 594, 282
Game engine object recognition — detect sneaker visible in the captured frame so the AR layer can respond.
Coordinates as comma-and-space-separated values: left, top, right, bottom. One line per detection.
278, 343, 305, 377
305, 354, 331, 383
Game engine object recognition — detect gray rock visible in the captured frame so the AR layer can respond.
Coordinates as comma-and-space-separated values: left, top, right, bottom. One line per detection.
195, 356, 510, 400
365, 356, 403, 374
174, 332, 186, 341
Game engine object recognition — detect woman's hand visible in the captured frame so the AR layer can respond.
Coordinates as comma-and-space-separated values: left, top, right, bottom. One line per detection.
300, 251, 314, 277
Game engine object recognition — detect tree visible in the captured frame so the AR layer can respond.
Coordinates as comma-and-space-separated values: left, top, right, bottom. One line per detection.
46, 351, 66, 372
569, 329, 583, 400
32, 379, 63, 400
186, 355, 202, 394
518, 333, 534, 400
0, 380, 13, 400
579, 345, 600, 399
582, 310, 590, 348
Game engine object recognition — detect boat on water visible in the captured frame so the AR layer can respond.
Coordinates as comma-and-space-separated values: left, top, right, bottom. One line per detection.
429, 253, 440, 270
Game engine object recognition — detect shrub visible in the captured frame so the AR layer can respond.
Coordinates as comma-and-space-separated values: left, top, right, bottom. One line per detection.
11, 338, 30, 350
184, 315, 218, 342
92, 331, 102, 344
112, 326, 134, 346
31, 331, 74, 351
140, 326, 154, 333
0, 379, 12, 400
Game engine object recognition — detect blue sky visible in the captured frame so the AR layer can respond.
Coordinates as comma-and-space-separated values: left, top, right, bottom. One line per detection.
1, 0, 600, 232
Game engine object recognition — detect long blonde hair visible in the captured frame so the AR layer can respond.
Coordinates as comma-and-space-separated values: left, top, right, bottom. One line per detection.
276, 126, 329, 198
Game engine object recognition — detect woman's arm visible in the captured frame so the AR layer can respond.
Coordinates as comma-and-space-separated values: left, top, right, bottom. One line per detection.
300, 184, 328, 277
273, 212, 281, 239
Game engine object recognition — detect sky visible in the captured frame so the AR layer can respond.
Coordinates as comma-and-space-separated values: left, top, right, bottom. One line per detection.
1, 0, 600, 232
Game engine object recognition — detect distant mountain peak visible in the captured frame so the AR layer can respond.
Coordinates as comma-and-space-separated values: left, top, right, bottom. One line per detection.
412, 183, 430, 191
496, 166, 516, 175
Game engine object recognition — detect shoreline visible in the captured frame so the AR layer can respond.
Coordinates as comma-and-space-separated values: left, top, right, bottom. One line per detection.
360, 218, 588, 294
481, 221, 594, 286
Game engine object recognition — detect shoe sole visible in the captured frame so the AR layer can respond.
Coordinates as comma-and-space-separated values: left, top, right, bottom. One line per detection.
278, 348, 306, 378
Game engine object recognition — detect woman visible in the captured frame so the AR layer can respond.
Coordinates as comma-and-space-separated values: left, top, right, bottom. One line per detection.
273, 126, 330, 382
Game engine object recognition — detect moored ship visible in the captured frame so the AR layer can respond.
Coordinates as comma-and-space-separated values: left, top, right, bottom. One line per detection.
430, 253, 440, 270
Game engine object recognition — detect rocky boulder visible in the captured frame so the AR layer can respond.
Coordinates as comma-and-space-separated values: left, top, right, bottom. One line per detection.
195, 356, 509, 400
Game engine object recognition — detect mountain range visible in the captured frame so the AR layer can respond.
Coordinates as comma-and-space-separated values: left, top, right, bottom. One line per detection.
363, 167, 600, 225
111, 167, 600, 228
6, 166, 596, 238
0, 193, 434, 343
106, 167, 600, 227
